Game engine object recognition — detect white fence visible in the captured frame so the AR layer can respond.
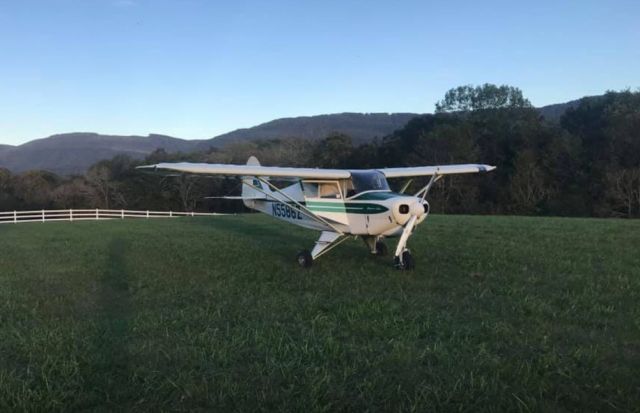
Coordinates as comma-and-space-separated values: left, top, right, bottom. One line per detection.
0, 209, 220, 224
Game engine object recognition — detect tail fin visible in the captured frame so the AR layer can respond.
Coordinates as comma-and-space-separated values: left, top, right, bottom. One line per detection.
241, 156, 270, 208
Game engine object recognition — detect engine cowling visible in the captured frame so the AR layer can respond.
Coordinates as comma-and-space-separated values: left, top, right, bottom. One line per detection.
391, 197, 425, 225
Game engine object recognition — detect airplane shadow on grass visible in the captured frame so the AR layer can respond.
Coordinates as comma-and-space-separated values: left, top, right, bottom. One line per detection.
79, 238, 133, 406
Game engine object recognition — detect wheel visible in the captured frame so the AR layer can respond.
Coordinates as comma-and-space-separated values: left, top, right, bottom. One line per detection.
402, 250, 415, 270
296, 250, 313, 268
374, 241, 388, 256
393, 250, 415, 270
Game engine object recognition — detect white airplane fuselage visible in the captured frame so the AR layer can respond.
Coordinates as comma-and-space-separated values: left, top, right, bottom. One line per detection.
243, 180, 427, 237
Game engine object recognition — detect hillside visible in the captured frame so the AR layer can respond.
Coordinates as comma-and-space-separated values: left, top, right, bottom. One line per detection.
537, 96, 598, 122
201, 112, 419, 148
0, 133, 196, 175
0, 113, 420, 174
0, 214, 638, 411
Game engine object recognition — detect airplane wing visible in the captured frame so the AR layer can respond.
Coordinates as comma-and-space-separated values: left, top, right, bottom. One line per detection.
379, 164, 495, 178
137, 162, 495, 180
137, 162, 350, 180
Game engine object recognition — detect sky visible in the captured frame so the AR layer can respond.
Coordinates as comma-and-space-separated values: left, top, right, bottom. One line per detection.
0, 0, 638, 145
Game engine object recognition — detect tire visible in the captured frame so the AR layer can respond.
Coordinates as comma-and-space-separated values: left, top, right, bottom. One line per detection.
402, 250, 415, 270
375, 241, 388, 256
393, 250, 415, 270
296, 250, 313, 268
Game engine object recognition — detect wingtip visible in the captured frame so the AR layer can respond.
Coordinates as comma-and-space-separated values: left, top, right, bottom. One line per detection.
136, 164, 158, 171
480, 165, 496, 172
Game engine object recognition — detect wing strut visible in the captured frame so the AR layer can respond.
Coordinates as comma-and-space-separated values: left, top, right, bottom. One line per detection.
399, 178, 413, 194
414, 173, 442, 200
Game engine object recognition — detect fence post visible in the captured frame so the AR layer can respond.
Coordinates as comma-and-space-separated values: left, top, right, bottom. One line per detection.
192, 211, 194, 217
14, 210, 17, 224
70, 209, 73, 222
146, 210, 149, 218
169, 211, 173, 217
121, 209, 124, 219
42, 209, 45, 223
96, 209, 99, 219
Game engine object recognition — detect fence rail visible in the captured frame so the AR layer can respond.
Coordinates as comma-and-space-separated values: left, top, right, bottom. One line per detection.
0, 209, 220, 224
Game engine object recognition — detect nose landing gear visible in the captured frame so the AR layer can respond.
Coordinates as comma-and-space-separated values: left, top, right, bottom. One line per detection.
394, 249, 415, 270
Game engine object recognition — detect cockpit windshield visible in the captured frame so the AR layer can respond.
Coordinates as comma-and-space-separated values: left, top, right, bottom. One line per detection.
349, 171, 390, 196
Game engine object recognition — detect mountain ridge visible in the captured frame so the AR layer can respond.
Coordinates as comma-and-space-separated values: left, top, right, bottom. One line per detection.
0, 113, 420, 174
0, 99, 590, 174
201, 112, 418, 149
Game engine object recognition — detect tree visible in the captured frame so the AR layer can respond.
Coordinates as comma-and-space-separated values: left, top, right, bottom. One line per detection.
508, 150, 553, 214
312, 133, 354, 168
560, 90, 640, 216
435, 84, 532, 113
0, 168, 17, 210
12, 170, 59, 209
52, 178, 95, 208
605, 168, 640, 218
173, 175, 207, 212
86, 163, 124, 208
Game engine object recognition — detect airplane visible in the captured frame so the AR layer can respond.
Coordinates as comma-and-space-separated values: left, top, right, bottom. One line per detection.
138, 158, 495, 270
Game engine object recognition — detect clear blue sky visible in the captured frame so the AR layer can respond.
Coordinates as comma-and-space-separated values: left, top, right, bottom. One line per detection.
1, 0, 638, 145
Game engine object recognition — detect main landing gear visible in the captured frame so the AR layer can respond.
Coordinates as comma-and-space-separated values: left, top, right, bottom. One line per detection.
296, 231, 349, 268
363, 236, 388, 257
296, 250, 313, 268
374, 240, 388, 256
296, 234, 417, 270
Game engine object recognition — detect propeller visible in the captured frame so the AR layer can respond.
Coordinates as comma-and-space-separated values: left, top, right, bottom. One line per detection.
393, 174, 439, 268
393, 197, 431, 268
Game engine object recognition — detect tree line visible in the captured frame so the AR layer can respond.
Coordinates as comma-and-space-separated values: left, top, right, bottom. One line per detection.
1, 85, 639, 218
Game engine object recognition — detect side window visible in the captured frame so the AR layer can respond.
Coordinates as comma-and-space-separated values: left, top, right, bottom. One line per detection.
343, 180, 356, 198
319, 183, 341, 199
302, 182, 318, 198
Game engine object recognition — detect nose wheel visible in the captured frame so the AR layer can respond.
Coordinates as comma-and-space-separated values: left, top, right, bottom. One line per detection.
394, 249, 415, 270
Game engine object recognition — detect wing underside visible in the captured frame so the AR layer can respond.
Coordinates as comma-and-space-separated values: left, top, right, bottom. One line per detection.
137, 162, 495, 179
379, 164, 496, 178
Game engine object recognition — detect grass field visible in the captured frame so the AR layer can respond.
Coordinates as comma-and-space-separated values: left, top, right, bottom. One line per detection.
0, 214, 639, 412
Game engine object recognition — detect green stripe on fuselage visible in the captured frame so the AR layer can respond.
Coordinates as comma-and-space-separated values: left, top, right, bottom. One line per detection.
262, 199, 390, 214
306, 201, 388, 214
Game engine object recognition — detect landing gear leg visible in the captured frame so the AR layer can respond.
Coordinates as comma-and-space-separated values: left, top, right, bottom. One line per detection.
363, 236, 387, 256
297, 231, 349, 268
393, 215, 418, 270
375, 240, 388, 256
